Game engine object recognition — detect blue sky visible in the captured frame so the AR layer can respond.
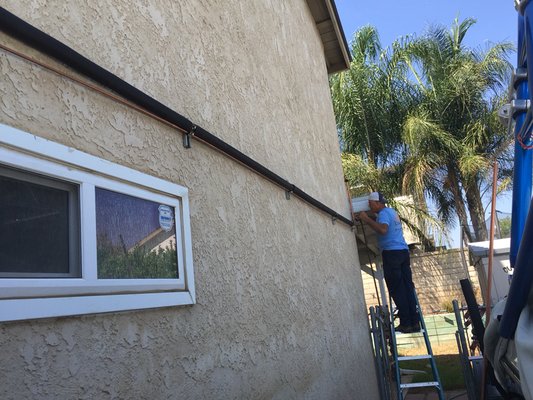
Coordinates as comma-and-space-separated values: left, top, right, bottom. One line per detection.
336, 0, 517, 50
335, 1, 518, 247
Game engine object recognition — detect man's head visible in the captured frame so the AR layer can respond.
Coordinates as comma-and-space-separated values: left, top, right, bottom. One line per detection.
368, 191, 386, 213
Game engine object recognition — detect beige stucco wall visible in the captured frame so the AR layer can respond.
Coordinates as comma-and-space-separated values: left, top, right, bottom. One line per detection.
0, 1, 378, 399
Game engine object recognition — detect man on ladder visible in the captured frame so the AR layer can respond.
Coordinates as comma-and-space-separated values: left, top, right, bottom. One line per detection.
361, 192, 445, 400
357, 191, 420, 333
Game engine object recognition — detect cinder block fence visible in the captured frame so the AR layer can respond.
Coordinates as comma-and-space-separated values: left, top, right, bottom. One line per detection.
361, 249, 480, 315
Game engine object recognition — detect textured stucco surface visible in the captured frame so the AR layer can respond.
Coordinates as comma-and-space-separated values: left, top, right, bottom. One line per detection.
0, 1, 378, 399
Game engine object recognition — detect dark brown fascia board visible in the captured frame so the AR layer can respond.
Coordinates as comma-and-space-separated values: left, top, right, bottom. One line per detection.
306, 0, 352, 74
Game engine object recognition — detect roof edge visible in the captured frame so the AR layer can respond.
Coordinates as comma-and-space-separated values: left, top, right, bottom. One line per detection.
326, 0, 352, 68
306, 0, 352, 74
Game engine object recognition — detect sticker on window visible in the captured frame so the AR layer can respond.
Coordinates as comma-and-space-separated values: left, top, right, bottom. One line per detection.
158, 205, 174, 232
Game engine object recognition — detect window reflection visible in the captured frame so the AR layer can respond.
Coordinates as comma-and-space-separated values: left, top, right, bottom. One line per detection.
95, 188, 178, 279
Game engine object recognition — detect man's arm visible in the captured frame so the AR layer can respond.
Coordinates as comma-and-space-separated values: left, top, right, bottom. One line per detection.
357, 211, 389, 235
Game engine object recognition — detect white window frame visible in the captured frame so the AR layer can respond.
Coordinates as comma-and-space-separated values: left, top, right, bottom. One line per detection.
0, 123, 195, 322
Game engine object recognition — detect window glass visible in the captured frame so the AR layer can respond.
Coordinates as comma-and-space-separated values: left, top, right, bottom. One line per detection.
0, 167, 79, 277
95, 188, 178, 279
0, 126, 195, 321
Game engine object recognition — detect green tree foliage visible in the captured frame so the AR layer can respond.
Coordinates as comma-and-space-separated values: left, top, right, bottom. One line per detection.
402, 18, 513, 242
498, 216, 512, 238
97, 235, 177, 279
331, 26, 416, 170
331, 19, 514, 246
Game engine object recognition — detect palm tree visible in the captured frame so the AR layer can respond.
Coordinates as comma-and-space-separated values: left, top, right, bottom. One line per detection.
331, 20, 512, 246
332, 26, 439, 247
401, 18, 513, 243
330, 26, 415, 171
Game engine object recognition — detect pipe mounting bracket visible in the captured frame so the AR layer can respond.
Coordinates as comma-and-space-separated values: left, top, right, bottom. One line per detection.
183, 125, 196, 149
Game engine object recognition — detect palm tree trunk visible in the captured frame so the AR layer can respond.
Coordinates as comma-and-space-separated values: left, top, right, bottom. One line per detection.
447, 165, 472, 244
464, 179, 488, 242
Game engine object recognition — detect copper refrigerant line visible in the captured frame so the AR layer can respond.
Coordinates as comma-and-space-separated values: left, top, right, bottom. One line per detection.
0, 6, 353, 228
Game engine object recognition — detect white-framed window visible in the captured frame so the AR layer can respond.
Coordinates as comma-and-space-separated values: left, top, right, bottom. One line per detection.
0, 123, 195, 322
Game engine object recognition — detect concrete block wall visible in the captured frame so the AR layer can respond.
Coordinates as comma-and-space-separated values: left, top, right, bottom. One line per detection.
361, 249, 481, 315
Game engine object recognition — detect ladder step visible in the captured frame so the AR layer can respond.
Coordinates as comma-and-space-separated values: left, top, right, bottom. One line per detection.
398, 355, 432, 361
400, 382, 440, 389
395, 329, 425, 335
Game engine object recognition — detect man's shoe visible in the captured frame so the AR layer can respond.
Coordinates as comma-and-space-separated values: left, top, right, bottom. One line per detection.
400, 323, 421, 333
394, 324, 410, 333
395, 323, 421, 333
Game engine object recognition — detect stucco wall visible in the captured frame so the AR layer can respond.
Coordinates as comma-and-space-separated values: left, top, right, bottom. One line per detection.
0, 1, 378, 399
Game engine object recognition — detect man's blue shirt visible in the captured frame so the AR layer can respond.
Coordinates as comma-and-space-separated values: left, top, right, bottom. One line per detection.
376, 207, 408, 251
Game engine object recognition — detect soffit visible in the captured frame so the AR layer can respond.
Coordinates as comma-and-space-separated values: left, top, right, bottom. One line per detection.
306, 0, 351, 74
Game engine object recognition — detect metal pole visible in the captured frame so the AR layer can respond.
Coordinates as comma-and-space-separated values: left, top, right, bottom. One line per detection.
377, 308, 392, 400
480, 162, 498, 400
453, 300, 477, 400
370, 307, 387, 400
376, 265, 389, 311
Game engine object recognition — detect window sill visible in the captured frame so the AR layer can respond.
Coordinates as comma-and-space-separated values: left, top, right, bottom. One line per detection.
0, 291, 194, 322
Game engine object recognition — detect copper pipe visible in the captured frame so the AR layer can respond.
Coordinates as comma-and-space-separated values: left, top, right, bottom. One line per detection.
480, 160, 498, 400
0, 42, 354, 226
0, 42, 188, 135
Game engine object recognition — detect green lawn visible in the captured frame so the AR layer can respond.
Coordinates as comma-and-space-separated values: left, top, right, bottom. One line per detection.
399, 353, 465, 391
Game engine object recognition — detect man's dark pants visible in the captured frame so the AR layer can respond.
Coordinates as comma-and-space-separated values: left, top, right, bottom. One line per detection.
382, 249, 418, 327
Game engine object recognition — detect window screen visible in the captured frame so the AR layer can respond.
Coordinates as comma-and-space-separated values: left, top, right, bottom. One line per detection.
0, 166, 80, 277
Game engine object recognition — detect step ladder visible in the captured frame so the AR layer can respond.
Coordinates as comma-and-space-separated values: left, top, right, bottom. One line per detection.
388, 291, 445, 400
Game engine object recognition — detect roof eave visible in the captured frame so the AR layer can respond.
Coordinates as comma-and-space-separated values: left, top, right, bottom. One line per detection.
306, 0, 352, 74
